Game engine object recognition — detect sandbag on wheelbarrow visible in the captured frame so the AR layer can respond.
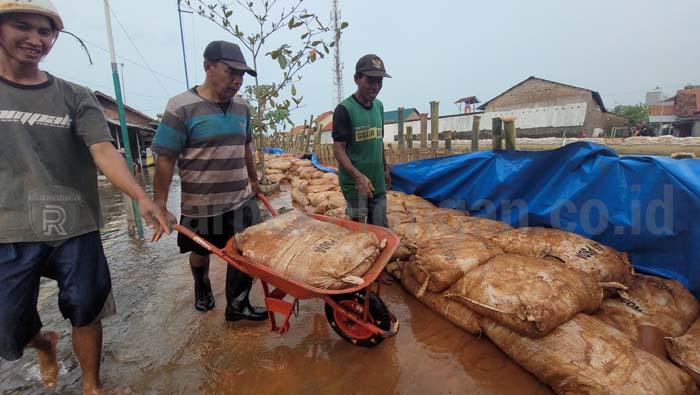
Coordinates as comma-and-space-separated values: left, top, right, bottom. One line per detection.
234, 211, 383, 290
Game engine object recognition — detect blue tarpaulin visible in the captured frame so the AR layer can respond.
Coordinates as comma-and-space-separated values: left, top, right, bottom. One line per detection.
391, 142, 700, 295
263, 148, 285, 155
311, 154, 338, 174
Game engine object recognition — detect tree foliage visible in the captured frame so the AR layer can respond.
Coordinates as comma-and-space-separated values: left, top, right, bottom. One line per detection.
179, 0, 347, 135
613, 103, 649, 126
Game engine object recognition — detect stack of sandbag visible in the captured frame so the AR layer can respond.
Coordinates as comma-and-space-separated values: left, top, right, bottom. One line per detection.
445, 254, 603, 338
286, 158, 314, 177
482, 313, 696, 395
401, 267, 482, 335
264, 154, 295, 183
594, 273, 699, 339
233, 211, 383, 289
455, 216, 514, 237
408, 233, 502, 293
385, 190, 513, 261
290, 172, 347, 219
391, 221, 456, 261
491, 227, 634, 289
666, 319, 700, 387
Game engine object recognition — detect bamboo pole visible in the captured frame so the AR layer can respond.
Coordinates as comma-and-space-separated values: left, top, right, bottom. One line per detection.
397, 106, 405, 149
503, 116, 517, 150
492, 117, 503, 150
420, 113, 428, 149
471, 115, 481, 152
310, 121, 321, 153
314, 128, 323, 153
430, 101, 439, 150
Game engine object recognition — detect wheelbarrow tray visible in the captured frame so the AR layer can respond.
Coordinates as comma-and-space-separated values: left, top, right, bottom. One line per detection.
221, 212, 399, 299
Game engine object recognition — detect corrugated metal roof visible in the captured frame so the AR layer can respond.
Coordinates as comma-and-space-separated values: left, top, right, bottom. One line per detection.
94, 91, 157, 125
454, 96, 480, 104
106, 118, 155, 132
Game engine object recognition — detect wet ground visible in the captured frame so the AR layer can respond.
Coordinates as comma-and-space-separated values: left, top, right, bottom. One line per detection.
0, 169, 552, 395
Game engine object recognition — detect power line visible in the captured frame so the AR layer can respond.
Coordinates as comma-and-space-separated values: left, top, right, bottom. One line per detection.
82, 38, 185, 85
51, 71, 165, 99
108, 4, 171, 96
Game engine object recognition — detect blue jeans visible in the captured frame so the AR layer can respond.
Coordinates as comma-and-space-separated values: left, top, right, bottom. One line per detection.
344, 193, 388, 228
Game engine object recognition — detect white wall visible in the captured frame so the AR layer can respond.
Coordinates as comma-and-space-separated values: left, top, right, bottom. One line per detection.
383, 102, 588, 143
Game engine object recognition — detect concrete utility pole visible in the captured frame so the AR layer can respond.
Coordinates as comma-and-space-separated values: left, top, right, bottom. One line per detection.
103, 0, 144, 237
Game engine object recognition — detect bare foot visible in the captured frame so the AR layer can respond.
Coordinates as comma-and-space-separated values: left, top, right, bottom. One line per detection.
33, 331, 60, 387
83, 384, 101, 395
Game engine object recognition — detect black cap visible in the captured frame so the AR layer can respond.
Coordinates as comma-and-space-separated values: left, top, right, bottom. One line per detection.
203, 41, 257, 77
355, 54, 391, 78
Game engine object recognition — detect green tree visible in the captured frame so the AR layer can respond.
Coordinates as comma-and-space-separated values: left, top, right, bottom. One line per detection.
613, 103, 649, 126
179, 0, 347, 182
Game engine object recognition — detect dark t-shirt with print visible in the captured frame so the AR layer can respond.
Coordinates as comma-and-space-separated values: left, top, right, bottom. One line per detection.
0, 73, 114, 243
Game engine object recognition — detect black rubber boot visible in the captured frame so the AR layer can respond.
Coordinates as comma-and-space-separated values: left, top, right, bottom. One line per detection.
191, 264, 215, 312
225, 265, 267, 321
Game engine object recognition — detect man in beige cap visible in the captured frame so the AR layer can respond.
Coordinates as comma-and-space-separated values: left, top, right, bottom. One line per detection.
0, 1, 172, 393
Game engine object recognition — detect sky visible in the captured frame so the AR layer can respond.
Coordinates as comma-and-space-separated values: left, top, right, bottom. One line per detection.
44, 0, 700, 127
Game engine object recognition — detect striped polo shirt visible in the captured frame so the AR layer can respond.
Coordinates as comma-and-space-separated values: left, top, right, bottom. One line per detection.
152, 88, 253, 217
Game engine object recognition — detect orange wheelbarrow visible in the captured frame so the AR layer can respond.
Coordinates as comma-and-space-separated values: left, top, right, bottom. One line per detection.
174, 194, 400, 348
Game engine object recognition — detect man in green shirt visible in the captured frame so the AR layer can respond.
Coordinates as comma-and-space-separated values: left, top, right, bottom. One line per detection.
332, 54, 391, 228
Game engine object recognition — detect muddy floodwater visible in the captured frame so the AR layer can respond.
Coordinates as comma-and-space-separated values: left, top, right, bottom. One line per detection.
0, 169, 552, 395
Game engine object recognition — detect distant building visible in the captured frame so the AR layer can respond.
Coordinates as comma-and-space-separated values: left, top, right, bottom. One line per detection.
94, 91, 156, 166
382, 77, 628, 142
454, 96, 480, 114
648, 85, 700, 137
384, 108, 420, 123
478, 76, 627, 138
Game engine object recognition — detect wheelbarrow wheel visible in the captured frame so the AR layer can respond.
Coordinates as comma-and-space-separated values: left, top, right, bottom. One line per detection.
324, 291, 391, 348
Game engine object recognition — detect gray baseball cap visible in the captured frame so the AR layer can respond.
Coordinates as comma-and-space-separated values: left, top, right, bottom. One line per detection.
203, 41, 257, 77
355, 54, 391, 78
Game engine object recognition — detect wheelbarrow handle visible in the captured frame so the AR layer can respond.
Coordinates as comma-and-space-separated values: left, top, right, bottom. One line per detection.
172, 224, 224, 255
256, 193, 278, 217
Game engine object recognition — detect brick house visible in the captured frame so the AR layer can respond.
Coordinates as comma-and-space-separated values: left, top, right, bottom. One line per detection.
648, 85, 700, 137
478, 77, 628, 138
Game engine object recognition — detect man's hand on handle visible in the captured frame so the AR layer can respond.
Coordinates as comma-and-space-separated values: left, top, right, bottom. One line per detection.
144, 199, 177, 242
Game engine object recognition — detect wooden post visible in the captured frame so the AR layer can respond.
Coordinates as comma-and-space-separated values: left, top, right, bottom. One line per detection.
503, 116, 517, 150
492, 117, 503, 150
297, 120, 306, 153
306, 122, 321, 152
445, 130, 452, 152
420, 113, 428, 149
397, 106, 405, 149
430, 101, 439, 150
406, 125, 413, 149
471, 115, 481, 152
312, 121, 322, 153
304, 115, 314, 153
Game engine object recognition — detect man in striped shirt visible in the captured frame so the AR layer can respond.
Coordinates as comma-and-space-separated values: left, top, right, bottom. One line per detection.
152, 41, 266, 322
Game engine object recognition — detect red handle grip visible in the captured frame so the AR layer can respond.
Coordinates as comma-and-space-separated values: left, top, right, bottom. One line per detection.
257, 193, 278, 217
